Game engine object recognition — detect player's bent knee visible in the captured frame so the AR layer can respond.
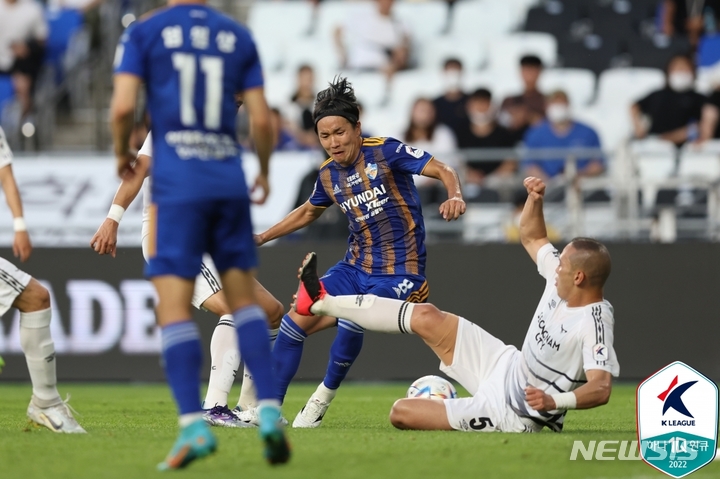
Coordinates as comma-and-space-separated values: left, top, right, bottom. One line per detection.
389, 399, 412, 429
266, 298, 284, 329
411, 304, 446, 337
15, 279, 50, 312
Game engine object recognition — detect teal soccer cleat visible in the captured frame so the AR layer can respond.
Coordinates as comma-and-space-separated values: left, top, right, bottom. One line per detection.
157, 419, 217, 471
258, 404, 291, 465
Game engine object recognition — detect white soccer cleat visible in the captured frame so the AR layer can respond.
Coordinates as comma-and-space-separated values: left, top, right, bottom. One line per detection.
233, 406, 289, 428
27, 396, 86, 434
292, 397, 331, 428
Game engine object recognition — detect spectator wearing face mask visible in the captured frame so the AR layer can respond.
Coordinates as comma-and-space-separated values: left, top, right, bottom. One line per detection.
432, 58, 469, 137
631, 54, 717, 146
452, 89, 518, 203
457, 88, 517, 178
522, 90, 604, 180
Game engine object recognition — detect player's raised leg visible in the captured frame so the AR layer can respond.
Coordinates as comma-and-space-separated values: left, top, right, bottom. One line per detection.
15, 276, 86, 433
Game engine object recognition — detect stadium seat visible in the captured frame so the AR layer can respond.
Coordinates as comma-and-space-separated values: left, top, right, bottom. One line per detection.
487, 32, 557, 72
557, 35, 620, 75
627, 34, 692, 70
595, 67, 665, 109
312, 1, 374, 41
393, 1, 449, 38
678, 141, 720, 181
361, 106, 404, 138
283, 38, 341, 77
585, 0, 637, 44
263, 71, 296, 109
462, 204, 512, 243
247, 1, 314, 41
524, 0, 579, 38
630, 138, 677, 208
247, 1, 316, 71
582, 203, 617, 238
573, 105, 630, 151
341, 71, 388, 109
539, 68, 596, 106
388, 70, 445, 121
450, 0, 516, 42
463, 70, 524, 102
417, 36, 487, 71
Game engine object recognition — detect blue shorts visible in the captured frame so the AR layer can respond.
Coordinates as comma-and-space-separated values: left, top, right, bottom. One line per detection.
321, 262, 429, 304
145, 197, 258, 279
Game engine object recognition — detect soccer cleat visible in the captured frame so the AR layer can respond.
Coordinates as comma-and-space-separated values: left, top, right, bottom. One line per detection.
258, 404, 291, 465
294, 252, 327, 316
292, 396, 331, 429
27, 396, 86, 434
202, 405, 252, 428
234, 406, 289, 428
157, 419, 217, 471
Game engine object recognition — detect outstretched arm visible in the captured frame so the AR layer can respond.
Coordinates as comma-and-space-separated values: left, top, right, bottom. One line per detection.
525, 369, 612, 411
0, 165, 31, 261
90, 154, 150, 257
256, 200, 326, 246
519, 176, 550, 264
420, 158, 466, 221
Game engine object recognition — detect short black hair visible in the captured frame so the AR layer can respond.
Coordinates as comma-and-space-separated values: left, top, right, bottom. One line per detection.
569, 237, 612, 288
520, 55, 543, 68
443, 58, 463, 70
312, 76, 360, 129
666, 53, 694, 73
469, 88, 492, 102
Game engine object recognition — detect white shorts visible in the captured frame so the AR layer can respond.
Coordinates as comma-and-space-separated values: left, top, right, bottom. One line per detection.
142, 222, 221, 310
0, 256, 31, 316
440, 317, 541, 433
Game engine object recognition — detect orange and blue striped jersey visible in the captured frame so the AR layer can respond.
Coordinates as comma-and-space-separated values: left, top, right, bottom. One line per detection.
309, 137, 433, 276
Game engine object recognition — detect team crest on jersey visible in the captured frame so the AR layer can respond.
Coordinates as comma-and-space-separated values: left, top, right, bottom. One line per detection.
365, 163, 378, 180
405, 145, 425, 159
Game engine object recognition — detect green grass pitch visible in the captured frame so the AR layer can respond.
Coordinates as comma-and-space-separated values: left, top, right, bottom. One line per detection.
0, 382, 717, 479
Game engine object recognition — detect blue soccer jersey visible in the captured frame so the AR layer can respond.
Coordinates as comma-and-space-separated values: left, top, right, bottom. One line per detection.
113, 4, 263, 204
309, 137, 433, 277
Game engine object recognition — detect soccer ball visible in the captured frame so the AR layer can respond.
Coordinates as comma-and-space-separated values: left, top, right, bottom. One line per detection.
406, 375, 458, 400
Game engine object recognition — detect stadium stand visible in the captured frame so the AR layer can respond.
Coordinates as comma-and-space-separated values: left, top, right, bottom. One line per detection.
4, 0, 720, 242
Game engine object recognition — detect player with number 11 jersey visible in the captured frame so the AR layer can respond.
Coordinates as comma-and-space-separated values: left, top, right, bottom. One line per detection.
112, 1, 288, 469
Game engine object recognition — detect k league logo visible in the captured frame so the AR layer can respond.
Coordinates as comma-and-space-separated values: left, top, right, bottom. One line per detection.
637, 361, 718, 478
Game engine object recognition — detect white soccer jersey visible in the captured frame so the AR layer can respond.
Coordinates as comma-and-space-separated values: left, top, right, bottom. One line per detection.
506, 243, 620, 431
0, 127, 13, 169
138, 132, 153, 224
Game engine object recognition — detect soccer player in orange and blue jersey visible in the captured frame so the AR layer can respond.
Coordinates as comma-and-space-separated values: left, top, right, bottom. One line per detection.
250, 77, 465, 428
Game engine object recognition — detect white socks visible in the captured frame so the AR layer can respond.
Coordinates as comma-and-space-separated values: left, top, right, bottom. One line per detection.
314, 382, 337, 404
237, 327, 278, 410
19, 308, 61, 407
203, 315, 238, 408
311, 295, 416, 334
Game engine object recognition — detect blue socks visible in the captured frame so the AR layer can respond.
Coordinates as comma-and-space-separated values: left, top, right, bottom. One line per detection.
161, 321, 203, 416
323, 319, 364, 390
272, 315, 308, 403
234, 305, 276, 402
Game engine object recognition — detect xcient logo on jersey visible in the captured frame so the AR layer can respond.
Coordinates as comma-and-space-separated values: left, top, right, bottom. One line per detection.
339, 184, 390, 222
